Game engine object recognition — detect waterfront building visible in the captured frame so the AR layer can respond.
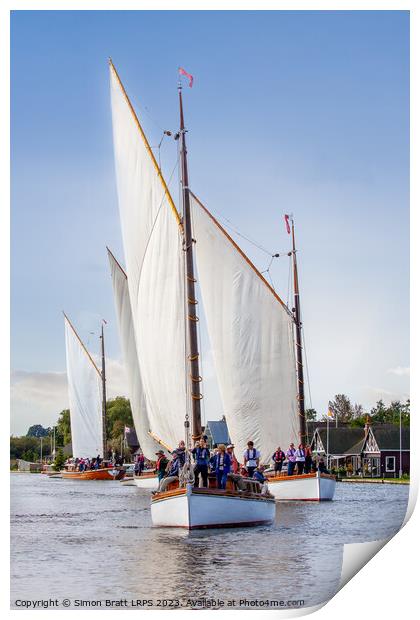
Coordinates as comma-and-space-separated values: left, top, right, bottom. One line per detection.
309, 422, 410, 477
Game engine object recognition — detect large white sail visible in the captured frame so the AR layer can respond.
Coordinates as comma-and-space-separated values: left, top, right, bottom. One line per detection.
107, 249, 162, 460
64, 315, 103, 458
109, 62, 186, 450
191, 193, 299, 463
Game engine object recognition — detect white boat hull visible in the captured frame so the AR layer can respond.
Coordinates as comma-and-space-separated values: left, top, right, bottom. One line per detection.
151, 484, 275, 529
133, 474, 159, 489
267, 471, 336, 501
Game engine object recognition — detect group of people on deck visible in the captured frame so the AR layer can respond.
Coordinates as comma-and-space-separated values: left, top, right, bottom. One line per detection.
152, 438, 267, 490
151, 437, 329, 491
66, 455, 104, 471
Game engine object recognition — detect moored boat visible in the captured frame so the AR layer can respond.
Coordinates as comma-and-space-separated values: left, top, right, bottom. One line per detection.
267, 471, 336, 501
61, 467, 125, 481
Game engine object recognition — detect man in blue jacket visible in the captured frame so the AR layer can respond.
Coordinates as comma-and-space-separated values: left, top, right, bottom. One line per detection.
214, 444, 231, 490
191, 438, 210, 488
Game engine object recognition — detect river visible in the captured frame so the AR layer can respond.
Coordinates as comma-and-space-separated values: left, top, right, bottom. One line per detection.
10, 474, 409, 610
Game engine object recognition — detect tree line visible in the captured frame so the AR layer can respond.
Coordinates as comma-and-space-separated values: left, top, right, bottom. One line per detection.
10, 396, 134, 462
305, 395, 410, 427
11, 394, 410, 463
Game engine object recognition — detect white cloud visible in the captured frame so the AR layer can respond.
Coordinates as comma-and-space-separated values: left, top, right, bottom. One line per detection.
387, 366, 410, 377
10, 358, 129, 436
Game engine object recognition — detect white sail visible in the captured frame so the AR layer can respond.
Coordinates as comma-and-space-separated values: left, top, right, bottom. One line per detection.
109, 63, 186, 450
64, 315, 103, 458
191, 194, 299, 463
107, 249, 162, 460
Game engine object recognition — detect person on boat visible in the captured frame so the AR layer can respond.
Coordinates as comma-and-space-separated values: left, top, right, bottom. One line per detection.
226, 444, 239, 474
175, 440, 186, 467
286, 443, 297, 476
167, 450, 181, 478
318, 458, 329, 474
253, 465, 268, 484
209, 449, 217, 473
243, 441, 260, 478
135, 453, 145, 476
96, 454, 101, 467
272, 447, 286, 476
296, 444, 306, 475
215, 444, 231, 490
155, 450, 169, 482
191, 437, 210, 488
304, 444, 313, 474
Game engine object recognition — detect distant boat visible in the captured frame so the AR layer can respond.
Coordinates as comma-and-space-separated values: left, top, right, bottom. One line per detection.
61, 313, 124, 481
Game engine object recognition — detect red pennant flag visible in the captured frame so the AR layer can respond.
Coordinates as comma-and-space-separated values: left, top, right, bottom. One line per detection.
179, 66, 194, 88
284, 214, 291, 235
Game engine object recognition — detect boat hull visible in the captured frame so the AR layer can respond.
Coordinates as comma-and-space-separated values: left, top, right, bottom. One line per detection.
151, 484, 275, 529
133, 473, 159, 489
267, 471, 336, 501
61, 468, 125, 480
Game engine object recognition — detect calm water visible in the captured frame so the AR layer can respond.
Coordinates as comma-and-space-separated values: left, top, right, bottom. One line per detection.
10, 474, 409, 609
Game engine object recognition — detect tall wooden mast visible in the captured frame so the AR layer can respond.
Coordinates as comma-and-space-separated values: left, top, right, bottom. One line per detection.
178, 84, 202, 441
291, 218, 307, 444
100, 322, 107, 458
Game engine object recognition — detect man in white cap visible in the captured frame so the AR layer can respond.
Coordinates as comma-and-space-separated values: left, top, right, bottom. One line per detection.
226, 444, 239, 474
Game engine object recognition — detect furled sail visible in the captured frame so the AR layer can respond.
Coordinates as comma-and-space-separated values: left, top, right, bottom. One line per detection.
191, 193, 299, 463
107, 249, 162, 460
64, 315, 103, 458
109, 62, 186, 450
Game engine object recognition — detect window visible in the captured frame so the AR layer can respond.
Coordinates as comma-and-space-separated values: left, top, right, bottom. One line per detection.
385, 456, 396, 472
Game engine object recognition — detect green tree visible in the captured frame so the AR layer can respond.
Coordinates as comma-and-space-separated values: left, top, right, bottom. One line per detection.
106, 397, 133, 439
56, 409, 71, 446
370, 399, 410, 426
326, 394, 353, 422
10, 436, 50, 460
305, 408, 317, 421
26, 424, 50, 438
53, 449, 66, 471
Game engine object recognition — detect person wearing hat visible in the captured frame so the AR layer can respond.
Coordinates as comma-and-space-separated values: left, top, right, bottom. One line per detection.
167, 450, 181, 478
154, 450, 169, 482
226, 444, 239, 474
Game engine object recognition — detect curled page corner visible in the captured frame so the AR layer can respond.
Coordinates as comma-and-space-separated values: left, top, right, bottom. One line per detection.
339, 539, 390, 590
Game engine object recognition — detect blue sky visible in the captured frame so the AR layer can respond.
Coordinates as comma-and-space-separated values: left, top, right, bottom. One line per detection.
11, 10, 409, 435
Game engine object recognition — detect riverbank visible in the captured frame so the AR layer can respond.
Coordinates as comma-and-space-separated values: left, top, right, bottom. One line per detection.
339, 477, 409, 485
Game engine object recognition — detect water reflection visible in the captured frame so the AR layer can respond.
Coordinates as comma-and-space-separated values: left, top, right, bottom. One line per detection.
10, 475, 408, 608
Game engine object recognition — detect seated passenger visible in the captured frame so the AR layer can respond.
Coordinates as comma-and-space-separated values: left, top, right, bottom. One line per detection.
318, 458, 329, 474
253, 465, 268, 484
166, 451, 180, 478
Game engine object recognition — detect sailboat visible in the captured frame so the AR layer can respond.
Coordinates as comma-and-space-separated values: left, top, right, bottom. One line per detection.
61, 313, 125, 480
107, 248, 164, 488
109, 61, 277, 528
